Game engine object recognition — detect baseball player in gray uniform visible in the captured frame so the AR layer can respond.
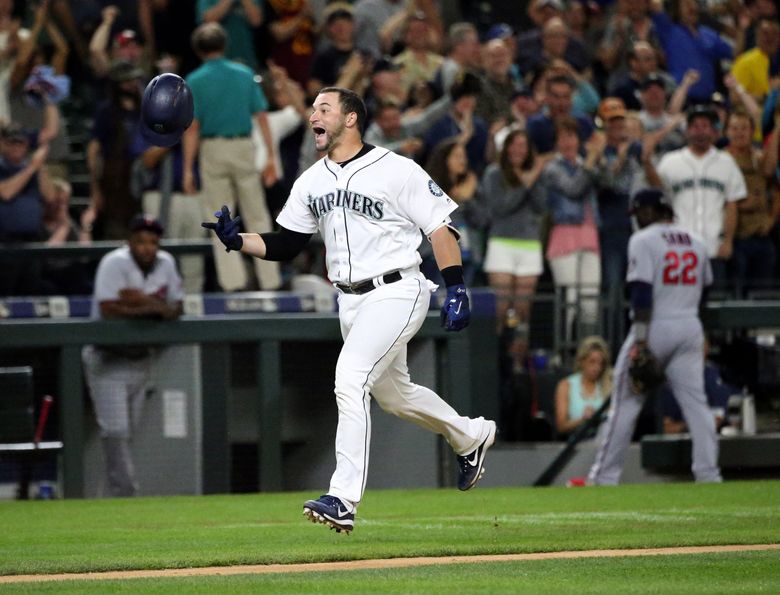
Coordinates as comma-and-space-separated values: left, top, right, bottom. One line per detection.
82, 215, 184, 496
203, 87, 496, 533
587, 189, 722, 485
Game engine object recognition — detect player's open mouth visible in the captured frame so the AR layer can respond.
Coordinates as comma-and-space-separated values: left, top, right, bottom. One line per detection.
312, 126, 326, 141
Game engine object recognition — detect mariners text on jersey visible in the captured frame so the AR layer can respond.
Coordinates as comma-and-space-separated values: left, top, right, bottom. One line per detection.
307, 189, 385, 221
670, 177, 726, 194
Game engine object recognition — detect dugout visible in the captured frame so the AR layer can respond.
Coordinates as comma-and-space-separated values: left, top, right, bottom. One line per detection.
0, 290, 498, 498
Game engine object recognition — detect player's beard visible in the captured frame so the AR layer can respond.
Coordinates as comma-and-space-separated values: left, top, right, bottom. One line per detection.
315, 120, 346, 153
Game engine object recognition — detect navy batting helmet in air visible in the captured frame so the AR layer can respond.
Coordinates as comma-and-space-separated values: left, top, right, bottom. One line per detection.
140, 73, 194, 147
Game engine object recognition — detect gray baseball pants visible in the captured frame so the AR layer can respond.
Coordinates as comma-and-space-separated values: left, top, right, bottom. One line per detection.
588, 318, 722, 484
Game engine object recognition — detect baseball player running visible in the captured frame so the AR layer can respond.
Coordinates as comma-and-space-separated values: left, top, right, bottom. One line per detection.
587, 189, 722, 485
203, 87, 496, 533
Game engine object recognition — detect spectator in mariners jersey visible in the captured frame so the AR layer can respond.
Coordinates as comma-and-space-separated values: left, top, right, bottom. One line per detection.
651, 106, 747, 285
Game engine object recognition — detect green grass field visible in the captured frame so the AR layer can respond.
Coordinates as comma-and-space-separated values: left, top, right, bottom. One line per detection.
1, 480, 779, 593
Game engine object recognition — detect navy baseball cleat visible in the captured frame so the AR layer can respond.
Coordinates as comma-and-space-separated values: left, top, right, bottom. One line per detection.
303, 494, 355, 533
457, 420, 497, 491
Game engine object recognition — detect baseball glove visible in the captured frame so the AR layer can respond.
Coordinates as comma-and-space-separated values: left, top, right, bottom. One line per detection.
628, 344, 665, 394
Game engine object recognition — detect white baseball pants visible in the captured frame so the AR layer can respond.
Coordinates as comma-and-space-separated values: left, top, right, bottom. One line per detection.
328, 270, 490, 506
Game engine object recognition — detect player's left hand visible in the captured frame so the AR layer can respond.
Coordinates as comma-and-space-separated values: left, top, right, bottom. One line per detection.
440, 284, 470, 332
628, 342, 664, 394
202, 205, 243, 252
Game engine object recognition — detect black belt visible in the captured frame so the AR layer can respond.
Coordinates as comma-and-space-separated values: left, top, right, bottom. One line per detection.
336, 271, 402, 295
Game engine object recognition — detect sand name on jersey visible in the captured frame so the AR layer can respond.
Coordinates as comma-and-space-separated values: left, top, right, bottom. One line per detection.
661, 231, 692, 246
307, 189, 385, 221
670, 177, 725, 194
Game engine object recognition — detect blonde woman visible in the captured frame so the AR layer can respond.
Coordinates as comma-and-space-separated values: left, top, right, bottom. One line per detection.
554, 336, 612, 435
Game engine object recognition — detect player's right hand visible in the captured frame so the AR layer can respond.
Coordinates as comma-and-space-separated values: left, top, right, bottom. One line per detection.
201, 205, 244, 252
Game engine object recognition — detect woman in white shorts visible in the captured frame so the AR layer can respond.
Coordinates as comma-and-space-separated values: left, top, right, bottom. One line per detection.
480, 130, 548, 335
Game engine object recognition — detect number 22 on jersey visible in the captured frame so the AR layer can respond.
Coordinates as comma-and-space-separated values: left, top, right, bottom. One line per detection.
663, 250, 698, 285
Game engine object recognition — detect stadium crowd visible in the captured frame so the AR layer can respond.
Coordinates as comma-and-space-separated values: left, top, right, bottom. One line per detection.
1, 0, 779, 352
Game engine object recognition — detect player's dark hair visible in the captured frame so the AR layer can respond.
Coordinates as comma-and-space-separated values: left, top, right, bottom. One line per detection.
191, 22, 227, 55
499, 129, 535, 187
319, 87, 367, 134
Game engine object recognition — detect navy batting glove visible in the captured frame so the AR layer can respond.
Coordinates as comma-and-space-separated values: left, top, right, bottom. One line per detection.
440, 284, 470, 332
201, 205, 243, 252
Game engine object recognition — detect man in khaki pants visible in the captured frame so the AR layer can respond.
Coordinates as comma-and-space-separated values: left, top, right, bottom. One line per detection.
183, 22, 281, 291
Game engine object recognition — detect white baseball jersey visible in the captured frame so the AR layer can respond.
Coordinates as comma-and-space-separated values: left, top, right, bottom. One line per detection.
90, 246, 184, 318
627, 222, 712, 319
277, 146, 457, 285
656, 146, 746, 257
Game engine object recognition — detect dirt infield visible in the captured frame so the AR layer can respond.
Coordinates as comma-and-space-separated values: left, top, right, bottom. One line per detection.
2, 544, 779, 584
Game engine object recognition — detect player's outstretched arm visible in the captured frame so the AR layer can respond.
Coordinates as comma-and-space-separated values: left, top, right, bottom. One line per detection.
202, 205, 312, 261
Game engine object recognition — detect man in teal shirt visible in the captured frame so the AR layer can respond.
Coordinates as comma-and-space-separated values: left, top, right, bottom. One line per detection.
183, 22, 281, 291
197, 0, 263, 71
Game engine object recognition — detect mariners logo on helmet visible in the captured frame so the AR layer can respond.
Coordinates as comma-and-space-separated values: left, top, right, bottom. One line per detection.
140, 73, 194, 147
